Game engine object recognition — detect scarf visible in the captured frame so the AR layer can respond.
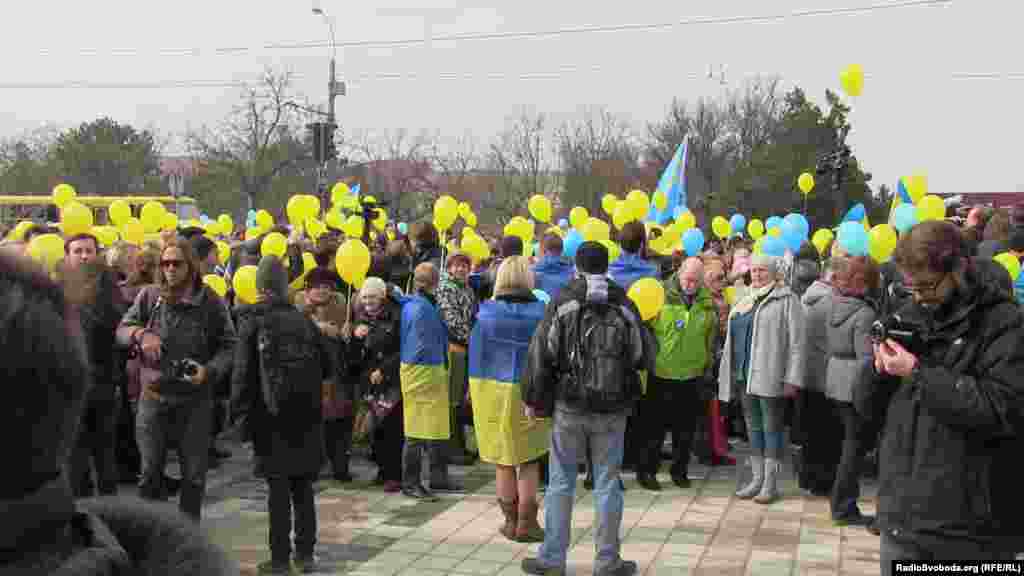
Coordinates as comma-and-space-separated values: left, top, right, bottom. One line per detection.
732, 281, 775, 315
583, 274, 608, 303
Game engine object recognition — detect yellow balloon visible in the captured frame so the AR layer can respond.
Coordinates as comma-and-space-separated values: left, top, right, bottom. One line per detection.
52, 183, 76, 208
325, 209, 344, 231
217, 214, 234, 237
545, 225, 565, 238
330, 182, 351, 206
372, 208, 388, 231
203, 274, 228, 298
344, 215, 365, 238
27, 233, 65, 271
994, 252, 1021, 283
601, 239, 622, 263
653, 190, 668, 212
287, 196, 305, 227
302, 252, 317, 274
798, 172, 815, 195
812, 229, 834, 255
244, 227, 261, 241
677, 210, 696, 231
752, 236, 766, 255
916, 195, 946, 222
458, 202, 472, 219
528, 195, 553, 224
335, 239, 371, 285
711, 216, 731, 240
584, 218, 611, 242
569, 206, 589, 230
840, 63, 865, 97
908, 173, 928, 204
747, 219, 765, 240
463, 212, 477, 228
627, 277, 665, 322
341, 194, 359, 210
161, 212, 179, 232
868, 224, 898, 263
9, 220, 35, 241
433, 195, 459, 231
255, 209, 274, 231
108, 199, 131, 226
216, 241, 231, 265
306, 218, 327, 241
261, 232, 288, 258
601, 194, 619, 217
121, 218, 144, 246
626, 189, 650, 221
612, 202, 633, 230
140, 201, 166, 234
61, 201, 94, 237
724, 286, 737, 306
232, 265, 259, 304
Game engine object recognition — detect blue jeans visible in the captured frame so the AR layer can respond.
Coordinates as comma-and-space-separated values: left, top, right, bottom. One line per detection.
539, 408, 628, 574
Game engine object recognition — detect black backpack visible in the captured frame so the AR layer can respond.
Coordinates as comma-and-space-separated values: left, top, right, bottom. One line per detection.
258, 307, 323, 416
568, 301, 635, 413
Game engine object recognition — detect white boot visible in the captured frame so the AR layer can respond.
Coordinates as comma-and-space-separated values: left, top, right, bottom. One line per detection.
754, 457, 781, 504
735, 455, 764, 499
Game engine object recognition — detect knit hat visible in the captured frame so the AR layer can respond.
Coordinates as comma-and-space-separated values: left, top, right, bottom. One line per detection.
500, 235, 524, 258
749, 253, 779, 275
256, 255, 288, 299
575, 241, 609, 275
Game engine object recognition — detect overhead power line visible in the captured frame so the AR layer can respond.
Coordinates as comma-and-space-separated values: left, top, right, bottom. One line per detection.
27, 0, 951, 58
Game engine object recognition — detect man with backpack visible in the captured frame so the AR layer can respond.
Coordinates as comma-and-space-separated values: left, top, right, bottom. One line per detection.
522, 241, 655, 576
230, 256, 334, 575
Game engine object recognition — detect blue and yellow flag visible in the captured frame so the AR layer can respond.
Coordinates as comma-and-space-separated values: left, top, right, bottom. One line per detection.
646, 140, 688, 225
468, 298, 550, 466
399, 293, 450, 440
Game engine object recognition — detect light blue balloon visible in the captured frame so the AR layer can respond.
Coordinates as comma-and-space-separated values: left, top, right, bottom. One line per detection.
730, 214, 747, 234
397, 222, 408, 235
765, 216, 783, 230
563, 229, 584, 258
780, 221, 803, 253
247, 209, 257, 218
892, 204, 918, 234
532, 289, 551, 304
557, 218, 569, 229
762, 236, 787, 257
838, 221, 869, 256
784, 213, 810, 240
682, 228, 705, 256
674, 206, 688, 220
843, 203, 866, 223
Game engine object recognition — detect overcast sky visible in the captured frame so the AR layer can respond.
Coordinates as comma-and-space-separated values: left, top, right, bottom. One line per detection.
2, 0, 1021, 195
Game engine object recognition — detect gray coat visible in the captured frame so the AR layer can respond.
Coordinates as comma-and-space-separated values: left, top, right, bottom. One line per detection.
801, 280, 834, 394
718, 284, 806, 402
825, 295, 875, 403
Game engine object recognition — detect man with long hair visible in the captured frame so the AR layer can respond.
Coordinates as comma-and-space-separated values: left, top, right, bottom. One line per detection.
117, 239, 237, 522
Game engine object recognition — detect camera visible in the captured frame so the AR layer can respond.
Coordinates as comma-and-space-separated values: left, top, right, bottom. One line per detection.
341, 197, 390, 224
870, 313, 924, 354
169, 359, 199, 380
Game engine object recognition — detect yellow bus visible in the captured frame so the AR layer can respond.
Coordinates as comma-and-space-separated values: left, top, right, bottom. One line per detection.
0, 195, 200, 227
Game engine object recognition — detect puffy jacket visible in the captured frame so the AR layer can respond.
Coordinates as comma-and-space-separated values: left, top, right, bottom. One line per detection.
864, 260, 1024, 544
801, 280, 834, 394
531, 256, 574, 302
650, 281, 718, 382
523, 276, 656, 415
824, 295, 875, 403
230, 297, 332, 477
607, 252, 659, 293
789, 258, 820, 298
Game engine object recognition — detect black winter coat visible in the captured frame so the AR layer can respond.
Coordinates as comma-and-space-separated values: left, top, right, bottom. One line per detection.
230, 298, 332, 478
862, 260, 1024, 544
349, 297, 403, 404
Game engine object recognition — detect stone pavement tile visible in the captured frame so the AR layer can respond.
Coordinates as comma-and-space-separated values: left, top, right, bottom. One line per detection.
404, 528, 450, 543
451, 557, 507, 575
389, 537, 437, 554
362, 550, 420, 569
431, 540, 484, 559
841, 559, 881, 575
416, 554, 466, 571
349, 532, 396, 551
625, 526, 673, 543
794, 569, 838, 576
667, 529, 714, 546
470, 540, 526, 563
660, 543, 707, 557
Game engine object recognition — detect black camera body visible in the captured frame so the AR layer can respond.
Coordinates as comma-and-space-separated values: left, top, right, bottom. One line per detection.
342, 198, 390, 224
169, 359, 198, 380
870, 313, 925, 355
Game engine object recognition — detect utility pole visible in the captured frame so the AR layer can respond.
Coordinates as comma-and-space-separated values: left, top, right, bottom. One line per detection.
312, 3, 346, 210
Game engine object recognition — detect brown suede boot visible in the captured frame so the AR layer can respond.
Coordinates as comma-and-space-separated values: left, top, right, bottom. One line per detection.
498, 498, 518, 541
515, 498, 545, 543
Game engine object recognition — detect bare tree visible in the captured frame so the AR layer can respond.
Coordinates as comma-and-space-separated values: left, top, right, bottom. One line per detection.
724, 76, 784, 166
344, 128, 439, 222
556, 108, 639, 215
187, 68, 314, 217
432, 133, 482, 203
483, 111, 551, 223
644, 98, 691, 175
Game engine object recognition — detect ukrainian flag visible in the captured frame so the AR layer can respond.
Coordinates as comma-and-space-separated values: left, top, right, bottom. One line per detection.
468, 298, 551, 466
889, 177, 914, 219
400, 294, 451, 440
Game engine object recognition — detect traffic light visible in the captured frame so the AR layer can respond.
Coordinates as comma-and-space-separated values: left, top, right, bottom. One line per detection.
308, 122, 324, 165
324, 122, 337, 161
308, 122, 338, 165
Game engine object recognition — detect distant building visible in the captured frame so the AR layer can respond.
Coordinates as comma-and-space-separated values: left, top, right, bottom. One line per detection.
158, 156, 201, 198
937, 192, 1024, 208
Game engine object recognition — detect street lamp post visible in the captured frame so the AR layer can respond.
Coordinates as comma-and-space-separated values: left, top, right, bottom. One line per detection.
312, 2, 345, 208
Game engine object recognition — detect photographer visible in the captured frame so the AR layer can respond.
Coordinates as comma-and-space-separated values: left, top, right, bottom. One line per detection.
865, 221, 1024, 572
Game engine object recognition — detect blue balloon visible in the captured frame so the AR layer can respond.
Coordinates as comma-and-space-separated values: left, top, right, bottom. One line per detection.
843, 203, 866, 223
897, 178, 909, 202
247, 209, 257, 217
397, 222, 408, 235
784, 213, 810, 240
532, 289, 551, 304
563, 230, 584, 258
780, 221, 803, 253
762, 236, 787, 257
838, 221, 869, 256
673, 206, 688, 220
730, 214, 747, 234
682, 228, 705, 257
557, 218, 569, 229
765, 216, 783, 230
892, 204, 918, 234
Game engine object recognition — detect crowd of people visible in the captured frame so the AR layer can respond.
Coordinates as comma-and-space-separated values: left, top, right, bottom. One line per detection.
1, 202, 1022, 575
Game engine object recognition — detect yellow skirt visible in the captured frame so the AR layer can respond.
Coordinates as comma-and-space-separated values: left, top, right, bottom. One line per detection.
469, 377, 551, 467
400, 363, 451, 440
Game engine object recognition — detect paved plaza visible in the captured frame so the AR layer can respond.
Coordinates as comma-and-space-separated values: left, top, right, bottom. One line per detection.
183, 442, 883, 575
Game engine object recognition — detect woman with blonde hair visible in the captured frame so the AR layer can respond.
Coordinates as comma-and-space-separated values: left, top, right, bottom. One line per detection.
468, 256, 549, 542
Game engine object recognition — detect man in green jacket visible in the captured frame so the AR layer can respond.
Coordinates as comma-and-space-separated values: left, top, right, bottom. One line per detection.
636, 257, 719, 490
